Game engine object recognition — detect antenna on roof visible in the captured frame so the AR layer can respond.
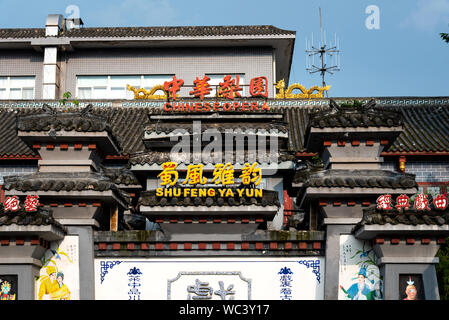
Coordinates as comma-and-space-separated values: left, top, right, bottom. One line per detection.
305, 7, 341, 95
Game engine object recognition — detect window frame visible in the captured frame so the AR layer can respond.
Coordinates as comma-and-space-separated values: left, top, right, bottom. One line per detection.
76, 75, 174, 100
0, 76, 35, 100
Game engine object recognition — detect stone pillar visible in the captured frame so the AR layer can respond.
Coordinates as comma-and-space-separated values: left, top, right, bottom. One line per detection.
381, 263, 440, 300
374, 241, 441, 300
42, 46, 59, 99
66, 226, 95, 300
324, 224, 353, 300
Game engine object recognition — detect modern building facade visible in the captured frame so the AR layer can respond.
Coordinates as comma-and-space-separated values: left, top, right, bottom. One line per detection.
0, 13, 448, 300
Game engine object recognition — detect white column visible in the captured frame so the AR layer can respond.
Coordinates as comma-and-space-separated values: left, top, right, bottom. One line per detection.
42, 47, 59, 99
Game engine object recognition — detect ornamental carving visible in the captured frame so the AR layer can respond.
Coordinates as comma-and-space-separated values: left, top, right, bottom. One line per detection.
274, 79, 330, 99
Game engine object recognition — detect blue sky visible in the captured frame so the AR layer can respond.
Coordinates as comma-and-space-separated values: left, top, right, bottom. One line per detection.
0, 0, 448, 97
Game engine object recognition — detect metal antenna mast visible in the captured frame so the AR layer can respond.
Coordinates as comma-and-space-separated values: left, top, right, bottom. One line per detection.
306, 8, 341, 91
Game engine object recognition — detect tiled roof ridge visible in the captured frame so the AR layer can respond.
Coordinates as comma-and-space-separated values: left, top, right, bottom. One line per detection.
139, 188, 280, 207
354, 205, 449, 230
0, 28, 45, 39
4, 171, 117, 192
99, 165, 140, 186
0, 25, 295, 39
144, 121, 289, 134
17, 104, 112, 132
0, 104, 448, 156
294, 168, 417, 189
309, 99, 403, 128
0, 204, 65, 229
129, 150, 295, 166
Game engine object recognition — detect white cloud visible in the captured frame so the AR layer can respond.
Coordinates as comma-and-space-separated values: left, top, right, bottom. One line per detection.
401, 0, 449, 31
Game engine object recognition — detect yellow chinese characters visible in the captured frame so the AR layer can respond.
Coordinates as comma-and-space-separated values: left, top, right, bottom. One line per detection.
157, 162, 179, 186
240, 162, 262, 186
157, 162, 262, 187
183, 164, 207, 185
211, 162, 234, 186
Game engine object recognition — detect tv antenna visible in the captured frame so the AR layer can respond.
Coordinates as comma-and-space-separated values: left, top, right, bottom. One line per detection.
306, 8, 341, 92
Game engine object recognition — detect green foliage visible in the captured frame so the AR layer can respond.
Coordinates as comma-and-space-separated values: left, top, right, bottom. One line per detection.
58, 91, 80, 109
436, 238, 449, 300
340, 100, 364, 108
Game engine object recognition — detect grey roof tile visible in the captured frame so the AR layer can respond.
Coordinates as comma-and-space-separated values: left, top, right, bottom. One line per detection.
0, 25, 295, 39
0, 103, 448, 157
4, 172, 119, 192
308, 99, 402, 129
354, 205, 449, 231
129, 150, 294, 166
0, 205, 64, 229
294, 168, 417, 189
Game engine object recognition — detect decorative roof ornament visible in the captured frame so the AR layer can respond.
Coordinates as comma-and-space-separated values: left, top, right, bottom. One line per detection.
42, 103, 58, 115
127, 84, 169, 100
274, 79, 330, 99
17, 103, 111, 133
308, 99, 403, 129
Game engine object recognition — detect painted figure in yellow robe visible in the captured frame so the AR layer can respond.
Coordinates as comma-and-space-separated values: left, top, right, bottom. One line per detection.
38, 266, 59, 300
50, 272, 71, 300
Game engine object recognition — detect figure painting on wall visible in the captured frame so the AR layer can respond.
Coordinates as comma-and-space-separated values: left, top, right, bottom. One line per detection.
51, 272, 71, 300
339, 236, 383, 300
38, 267, 71, 300
37, 266, 60, 300
340, 265, 381, 300
36, 239, 77, 300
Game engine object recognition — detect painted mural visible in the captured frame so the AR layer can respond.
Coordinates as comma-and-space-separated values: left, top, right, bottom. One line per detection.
35, 235, 80, 300
0, 275, 17, 300
95, 257, 325, 300
339, 235, 383, 300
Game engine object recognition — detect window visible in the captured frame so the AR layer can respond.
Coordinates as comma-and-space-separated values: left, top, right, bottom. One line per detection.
0, 76, 35, 99
415, 183, 447, 197
76, 75, 173, 99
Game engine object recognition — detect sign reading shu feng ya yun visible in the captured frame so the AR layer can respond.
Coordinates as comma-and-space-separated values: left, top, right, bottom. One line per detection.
156, 162, 263, 198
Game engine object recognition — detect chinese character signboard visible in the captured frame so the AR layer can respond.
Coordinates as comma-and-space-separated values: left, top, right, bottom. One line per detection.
156, 162, 263, 199
1, 195, 40, 213
376, 194, 448, 211
127, 74, 330, 100
162, 100, 270, 113
95, 257, 324, 300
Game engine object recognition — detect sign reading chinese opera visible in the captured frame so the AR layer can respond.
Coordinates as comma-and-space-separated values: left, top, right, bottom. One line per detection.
163, 101, 270, 113
156, 162, 263, 198
127, 74, 331, 101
